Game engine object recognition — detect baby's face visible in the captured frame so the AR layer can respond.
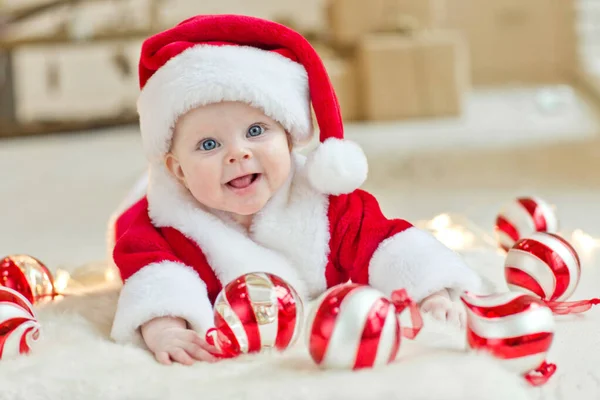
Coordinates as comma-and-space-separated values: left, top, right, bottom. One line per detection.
166, 101, 292, 218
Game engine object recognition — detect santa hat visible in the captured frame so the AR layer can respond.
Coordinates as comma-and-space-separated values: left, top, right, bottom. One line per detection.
136, 14, 368, 195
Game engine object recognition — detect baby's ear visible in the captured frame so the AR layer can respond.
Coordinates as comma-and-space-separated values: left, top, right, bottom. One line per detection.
164, 153, 187, 188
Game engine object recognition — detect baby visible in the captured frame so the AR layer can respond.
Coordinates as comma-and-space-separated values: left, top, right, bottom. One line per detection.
107, 14, 483, 366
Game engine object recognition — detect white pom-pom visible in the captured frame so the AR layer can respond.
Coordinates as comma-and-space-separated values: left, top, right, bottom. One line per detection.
305, 138, 368, 195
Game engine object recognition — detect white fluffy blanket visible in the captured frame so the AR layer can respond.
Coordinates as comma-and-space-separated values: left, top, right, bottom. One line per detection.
1, 250, 600, 400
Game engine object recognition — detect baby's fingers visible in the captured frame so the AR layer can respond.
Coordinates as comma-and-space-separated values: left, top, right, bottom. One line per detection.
183, 337, 218, 362
155, 351, 172, 365
420, 301, 433, 313
170, 348, 195, 366
459, 309, 467, 327
422, 298, 448, 320
192, 333, 221, 355
446, 306, 463, 327
432, 305, 447, 322
187, 344, 218, 362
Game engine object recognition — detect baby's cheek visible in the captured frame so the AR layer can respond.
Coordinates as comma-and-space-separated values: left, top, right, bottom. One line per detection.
264, 149, 291, 185
187, 170, 222, 204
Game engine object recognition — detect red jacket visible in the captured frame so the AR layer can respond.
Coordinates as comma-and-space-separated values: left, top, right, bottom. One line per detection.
109, 157, 482, 344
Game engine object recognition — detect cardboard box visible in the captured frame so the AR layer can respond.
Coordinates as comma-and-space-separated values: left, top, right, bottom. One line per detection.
326, 0, 445, 48
314, 44, 360, 121
11, 40, 143, 124
356, 31, 469, 120
326, 57, 360, 121
443, 0, 576, 84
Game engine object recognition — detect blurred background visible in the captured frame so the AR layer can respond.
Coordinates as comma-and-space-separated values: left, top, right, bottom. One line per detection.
0, 0, 599, 271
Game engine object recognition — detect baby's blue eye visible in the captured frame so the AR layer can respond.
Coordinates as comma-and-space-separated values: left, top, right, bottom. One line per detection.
201, 139, 218, 151
248, 124, 264, 137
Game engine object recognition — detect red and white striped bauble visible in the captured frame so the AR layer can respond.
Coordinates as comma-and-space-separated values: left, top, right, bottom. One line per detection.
505, 232, 581, 302
205, 272, 303, 358
0, 254, 56, 304
0, 286, 42, 360
461, 291, 556, 385
495, 197, 559, 251
306, 283, 422, 370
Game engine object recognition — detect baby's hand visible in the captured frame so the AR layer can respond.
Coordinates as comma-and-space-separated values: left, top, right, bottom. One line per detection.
141, 316, 220, 365
419, 289, 466, 328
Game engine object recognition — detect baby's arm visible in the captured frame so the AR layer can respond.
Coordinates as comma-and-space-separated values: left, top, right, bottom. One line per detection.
109, 198, 218, 364
328, 189, 482, 323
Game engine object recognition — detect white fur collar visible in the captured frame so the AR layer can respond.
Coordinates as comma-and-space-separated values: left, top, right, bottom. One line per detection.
146, 153, 330, 301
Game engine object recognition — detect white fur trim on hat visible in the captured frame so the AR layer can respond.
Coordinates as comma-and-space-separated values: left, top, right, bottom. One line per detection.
137, 44, 313, 163
305, 138, 369, 195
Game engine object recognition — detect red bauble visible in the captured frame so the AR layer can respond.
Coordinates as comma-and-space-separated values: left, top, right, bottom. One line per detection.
0, 286, 42, 360
461, 291, 556, 386
0, 255, 55, 304
495, 196, 559, 252
205, 272, 303, 358
505, 232, 580, 302
305, 284, 422, 370
504, 232, 600, 314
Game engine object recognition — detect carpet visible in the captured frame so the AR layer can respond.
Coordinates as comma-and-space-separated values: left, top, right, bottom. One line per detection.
1, 249, 600, 400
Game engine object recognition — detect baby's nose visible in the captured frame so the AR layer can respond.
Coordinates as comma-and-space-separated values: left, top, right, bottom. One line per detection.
227, 148, 252, 164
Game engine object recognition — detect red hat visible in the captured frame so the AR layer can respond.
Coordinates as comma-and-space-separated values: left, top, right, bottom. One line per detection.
137, 14, 367, 194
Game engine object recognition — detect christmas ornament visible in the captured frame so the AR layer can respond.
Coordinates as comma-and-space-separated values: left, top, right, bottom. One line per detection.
0, 255, 56, 304
461, 291, 556, 386
205, 272, 303, 358
306, 284, 422, 370
0, 286, 42, 360
505, 232, 600, 314
495, 197, 558, 251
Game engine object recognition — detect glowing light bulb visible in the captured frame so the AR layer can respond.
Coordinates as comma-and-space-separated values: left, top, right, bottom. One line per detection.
105, 266, 118, 283
53, 269, 71, 294
572, 229, 598, 251
435, 227, 472, 250
430, 213, 452, 231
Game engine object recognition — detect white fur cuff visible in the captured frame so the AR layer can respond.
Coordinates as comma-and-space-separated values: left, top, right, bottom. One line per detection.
110, 261, 215, 346
368, 227, 484, 302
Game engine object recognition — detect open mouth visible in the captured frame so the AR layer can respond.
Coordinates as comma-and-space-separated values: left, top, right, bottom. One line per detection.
226, 173, 261, 190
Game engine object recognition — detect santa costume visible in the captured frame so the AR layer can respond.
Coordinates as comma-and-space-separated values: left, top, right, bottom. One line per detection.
108, 14, 483, 345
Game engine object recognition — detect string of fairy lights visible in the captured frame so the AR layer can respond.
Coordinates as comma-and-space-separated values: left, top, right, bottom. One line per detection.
417, 213, 600, 261
47, 212, 600, 297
